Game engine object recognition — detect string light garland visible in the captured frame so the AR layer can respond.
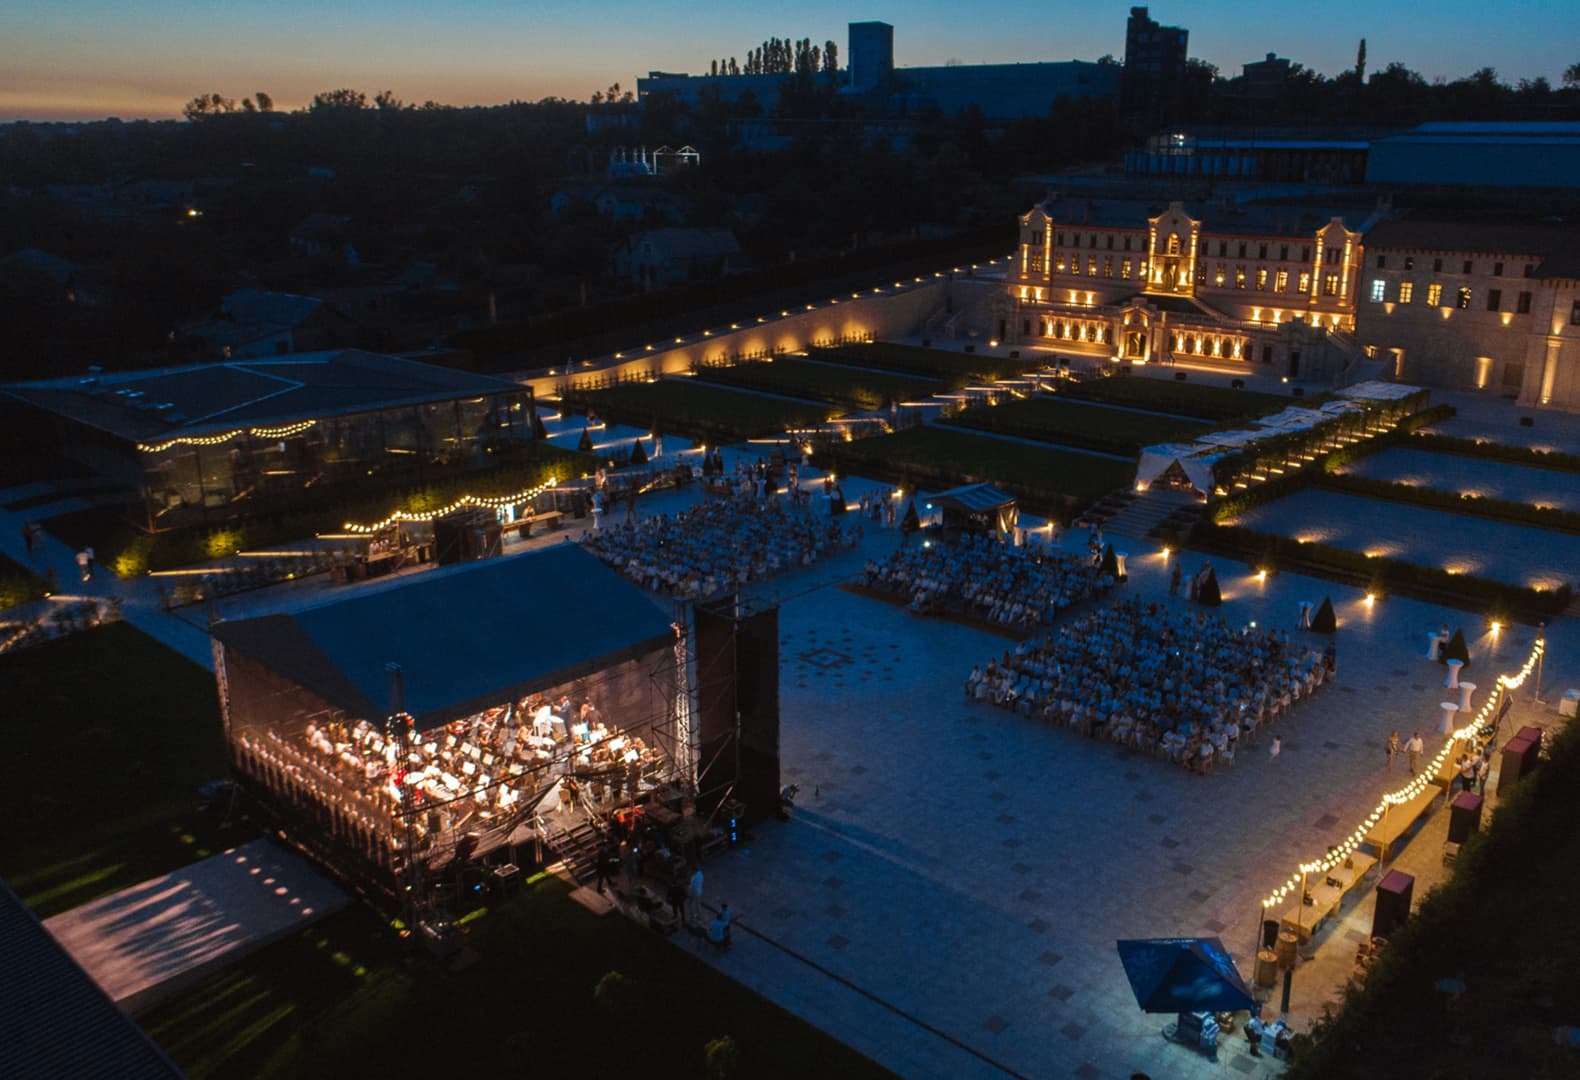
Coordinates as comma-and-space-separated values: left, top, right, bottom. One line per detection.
138, 420, 318, 453
341, 476, 559, 534
1259, 636, 1545, 911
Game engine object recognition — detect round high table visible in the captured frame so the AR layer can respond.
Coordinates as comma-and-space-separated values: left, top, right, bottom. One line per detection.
1458, 681, 1477, 713
1444, 658, 1464, 689
1115, 551, 1128, 580
1439, 700, 1461, 735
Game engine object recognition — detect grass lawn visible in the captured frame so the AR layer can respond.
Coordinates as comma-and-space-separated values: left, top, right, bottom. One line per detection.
946, 395, 1209, 455
140, 876, 893, 1080
1, 550, 50, 610
830, 425, 1135, 507
1058, 375, 1292, 422
0, 622, 245, 918
810, 342, 1038, 386
696, 356, 943, 411
570, 379, 837, 440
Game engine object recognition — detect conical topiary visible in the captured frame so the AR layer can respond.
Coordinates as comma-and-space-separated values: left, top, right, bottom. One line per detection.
1309, 596, 1337, 634
628, 437, 648, 466
1101, 543, 1119, 577
901, 499, 920, 533
1442, 628, 1470, 670
578, 426, 594, 453
1197, 565, 1222, 606
532, 410, 548, 440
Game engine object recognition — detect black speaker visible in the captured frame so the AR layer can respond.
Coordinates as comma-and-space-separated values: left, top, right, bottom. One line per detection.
1372, 869, 1414, 939
1448, 792, 1483, 844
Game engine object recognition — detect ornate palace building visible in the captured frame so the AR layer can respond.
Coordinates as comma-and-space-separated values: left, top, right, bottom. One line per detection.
1002, 196, 1374, 382
1002, 195, 1580, 412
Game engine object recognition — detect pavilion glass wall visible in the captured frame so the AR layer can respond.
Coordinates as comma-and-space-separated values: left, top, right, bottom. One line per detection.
137, 389, 534, 530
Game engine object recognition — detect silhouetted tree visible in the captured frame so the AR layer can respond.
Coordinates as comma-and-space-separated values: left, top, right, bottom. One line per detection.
311, 88, 368, 110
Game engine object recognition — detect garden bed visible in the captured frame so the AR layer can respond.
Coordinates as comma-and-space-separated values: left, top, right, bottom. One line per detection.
824, 425, 1135, 512
696, 355, 944, 410
945, 395, 1209, 455
811, 341, 1040, 385
563, 379, 835, 444
0, 551, 49, 610
1057, 374, 1294, 421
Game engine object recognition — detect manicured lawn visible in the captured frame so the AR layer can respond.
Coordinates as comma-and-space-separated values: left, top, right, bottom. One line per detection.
1058, 375, 1293, 422
696, 356, 944, 411
0, 622, 243, 918
811, 342, 1040, 385
828, 425, 1135, 507
570, 379, 837, 440
946, 395, 1209, 455
0, 550, 50, 610
141, 876, 893, 1080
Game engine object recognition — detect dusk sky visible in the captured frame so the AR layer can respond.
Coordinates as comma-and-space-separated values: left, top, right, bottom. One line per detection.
3, 0, 1573, 121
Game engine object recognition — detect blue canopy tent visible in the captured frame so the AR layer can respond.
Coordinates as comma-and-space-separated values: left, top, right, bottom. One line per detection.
1116, 936, 1258, 1014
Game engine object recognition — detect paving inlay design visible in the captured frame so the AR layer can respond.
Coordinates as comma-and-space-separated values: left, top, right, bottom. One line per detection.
797, 647, 853, 671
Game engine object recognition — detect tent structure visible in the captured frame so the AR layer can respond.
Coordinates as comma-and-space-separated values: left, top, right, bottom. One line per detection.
929, 482, 1018, 535
1116, 937, 1259, 1015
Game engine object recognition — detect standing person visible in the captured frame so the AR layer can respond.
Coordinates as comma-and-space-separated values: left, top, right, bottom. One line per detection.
1406, 730, 1424, 775
686, 865, 704, 928
75, 548, 91, 582
1385, 731, 1400, 772
666, 877, 686, 928
594, 840, 617, 895
1269, 735, 1281, 762
1476, 751, 1490, 794
85, 546, 95, 577
1458, 754, 1479, 795
1169, 560, 1182, 598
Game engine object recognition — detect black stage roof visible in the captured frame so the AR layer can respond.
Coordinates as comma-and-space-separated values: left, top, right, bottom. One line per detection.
212, 545, 674, 727
0, 879, 185, 1080
2, 350, 522, 445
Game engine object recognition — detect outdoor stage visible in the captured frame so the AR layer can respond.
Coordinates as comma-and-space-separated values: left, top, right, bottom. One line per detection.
45, 839, 350, 1015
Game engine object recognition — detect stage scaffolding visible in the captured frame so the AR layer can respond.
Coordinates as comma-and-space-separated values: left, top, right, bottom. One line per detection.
215, 629, 694, 921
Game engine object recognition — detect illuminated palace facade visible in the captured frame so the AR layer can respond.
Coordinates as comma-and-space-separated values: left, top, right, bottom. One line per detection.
1002, 196, 1580, 412
1002, 198, 1368, 381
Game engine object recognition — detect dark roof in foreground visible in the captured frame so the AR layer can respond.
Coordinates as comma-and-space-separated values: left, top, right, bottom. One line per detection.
0, 878, 184, 1080
1, 349, 522, 444
212, 545, 674, 725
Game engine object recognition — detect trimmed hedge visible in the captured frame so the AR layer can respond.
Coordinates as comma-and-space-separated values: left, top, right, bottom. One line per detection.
0, 552, 49, 611
562, 380, 833, 444
1321, 473, 1580, 536
1192, 519, 1571, 618
1057, 376, 1292, 422
944, 395, 1209, 456
1403, 430, 1580, 475
810, 342, 1039, 385
694, 356, 942, 411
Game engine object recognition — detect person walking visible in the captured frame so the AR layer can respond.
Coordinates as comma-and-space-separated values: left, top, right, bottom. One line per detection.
1385, 731, 1400, 772
1269, 735, 1281, 762
1406, 730, 1424, 775
1458, 754, 1478, 795
686, 865, 704, 928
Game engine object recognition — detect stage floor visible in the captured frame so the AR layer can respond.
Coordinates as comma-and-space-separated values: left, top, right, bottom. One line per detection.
45, 838, 350, 1015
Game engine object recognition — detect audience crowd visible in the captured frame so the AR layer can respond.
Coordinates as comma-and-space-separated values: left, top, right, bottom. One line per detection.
966, 597, 1335, 772
589, 494, 858, 598
863, 532, 1115, 628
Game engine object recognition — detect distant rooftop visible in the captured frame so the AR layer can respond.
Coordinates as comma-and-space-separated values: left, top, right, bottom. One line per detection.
1364, 219, 1580, 275
1030, 195, 1377, 237
3, 350, 522, 445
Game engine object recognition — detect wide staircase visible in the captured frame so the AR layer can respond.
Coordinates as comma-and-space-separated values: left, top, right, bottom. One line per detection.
548, 816, 604, 883
1098, 488, 1203, 541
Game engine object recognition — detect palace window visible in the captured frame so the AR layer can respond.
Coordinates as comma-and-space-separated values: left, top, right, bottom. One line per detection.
1570, 300, 1580, 325
1301, 246, 1311, 262
1029, 250, 1043, 273
1427, 283, 1443, 306
1456, 287, 1472, 309
1398, 281, 1414, 304
1056, 232, 1065, 245
1486, 289, 1501, 312
1124, 236, 1133, 251
1280, 244, 1289, 260
1404, 256, 1414, 270
1375, 254, 1387, 269
1107, 235, 1115, 249
1072, 234, 1081, 248
1256, 268, 1268, 290
1215, 264, 1226, 286
1326, 248, 1341, 265
1517, 291, 1531, 314
1433, 258, 1443, 272
1103, 257, 1114, 279
1070, 258, 1081, 276
1369, 279, 1386, 302
1323, 273, 1339, 296
1122, 258, 1133, 279
1275, 270, 1289, 292
1298, 272, 1311, 293
1259, 243, 1268, 259
1218, 241, 1228, 256
1088, 256, 1098, 276
1493, 262, 1504, 276
1462, 260, 1473, 274
1167, 235, 1180, 255
1235, 267, 1247, 289
1238, 242, 1247, 258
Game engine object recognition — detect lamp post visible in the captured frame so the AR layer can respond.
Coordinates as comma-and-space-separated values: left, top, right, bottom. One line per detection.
1533, 624, 1546, 705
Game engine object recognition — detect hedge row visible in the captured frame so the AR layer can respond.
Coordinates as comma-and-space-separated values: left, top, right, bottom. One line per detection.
0, 553, 49, 611
1321, 473, 1580, 536
1403, 430, 1580, 475
1190, 520, 1571, 618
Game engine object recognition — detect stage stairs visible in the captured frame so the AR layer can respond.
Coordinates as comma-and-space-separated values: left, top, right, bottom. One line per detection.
547, 817, 604, 884
1099, 489, 1203, 541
